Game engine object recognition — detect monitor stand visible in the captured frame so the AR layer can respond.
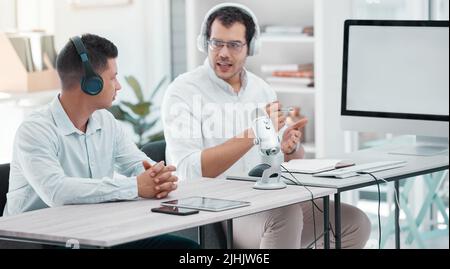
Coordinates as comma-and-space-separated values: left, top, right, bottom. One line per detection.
389, 136, 449, 156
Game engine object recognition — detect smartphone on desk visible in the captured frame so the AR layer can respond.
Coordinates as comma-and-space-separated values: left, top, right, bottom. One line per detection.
151, 206, 199, 216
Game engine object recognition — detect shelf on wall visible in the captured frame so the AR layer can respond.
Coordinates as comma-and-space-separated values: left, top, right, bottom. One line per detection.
260, 34, 315, 43
0, 89, 60, 106
272, 86, 315, 95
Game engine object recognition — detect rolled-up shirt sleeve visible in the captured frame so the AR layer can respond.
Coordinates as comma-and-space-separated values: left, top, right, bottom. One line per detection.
162, 86, 204, 181
16, 121, 138, 207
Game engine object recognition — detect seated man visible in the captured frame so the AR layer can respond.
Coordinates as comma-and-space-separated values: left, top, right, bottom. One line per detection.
162, 3, 371, 248
4, 34, 198, 249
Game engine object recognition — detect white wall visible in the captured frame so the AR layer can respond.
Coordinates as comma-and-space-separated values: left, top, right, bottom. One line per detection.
0, 0, 16, 31
432, 0, 449, 19
351, 0, 429, 20
16, 0, 54, 32
315, 0, 352, 157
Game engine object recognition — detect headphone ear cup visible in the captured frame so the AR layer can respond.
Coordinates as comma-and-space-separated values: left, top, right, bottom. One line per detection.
248, 39, 255, 56
197, 35, 206, 53
81, 76, 104, 96
248, 35, 261, 56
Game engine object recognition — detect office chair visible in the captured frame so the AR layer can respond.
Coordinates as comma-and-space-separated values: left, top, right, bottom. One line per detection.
141, 140, 166, 164
0, 163, 44, 249
0, 163, 10, 217
140, 140, 227, 249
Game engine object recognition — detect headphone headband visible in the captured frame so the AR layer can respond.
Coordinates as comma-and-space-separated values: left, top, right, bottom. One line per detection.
70, 36, 103, 95
70, 36, 88, 58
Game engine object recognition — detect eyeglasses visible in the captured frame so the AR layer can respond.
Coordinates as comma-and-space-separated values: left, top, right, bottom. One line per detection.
207, 39, 247, 53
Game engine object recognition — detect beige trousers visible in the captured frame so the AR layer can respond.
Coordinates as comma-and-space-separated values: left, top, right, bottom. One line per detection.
225, 200, 371, 249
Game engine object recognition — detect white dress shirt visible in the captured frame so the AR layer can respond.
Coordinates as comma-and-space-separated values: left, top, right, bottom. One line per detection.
3, 96, 153, 216
162, 60, 284, 181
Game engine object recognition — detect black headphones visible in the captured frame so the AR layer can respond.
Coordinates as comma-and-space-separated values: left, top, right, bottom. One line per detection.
70, 36, 104, 95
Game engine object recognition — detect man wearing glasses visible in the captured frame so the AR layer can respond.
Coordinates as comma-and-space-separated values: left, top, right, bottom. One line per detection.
162, 3, 371, 249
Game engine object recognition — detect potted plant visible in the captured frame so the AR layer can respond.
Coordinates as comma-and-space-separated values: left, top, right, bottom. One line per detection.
108, 75, 166, 148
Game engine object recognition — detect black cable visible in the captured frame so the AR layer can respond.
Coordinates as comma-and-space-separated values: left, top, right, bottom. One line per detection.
281, 174, 337, 247
281, 164, 318, 249
281, 175, 324, 213
281, 165, 317, 249
358, 171, 382, 249
281, 176, 300, 186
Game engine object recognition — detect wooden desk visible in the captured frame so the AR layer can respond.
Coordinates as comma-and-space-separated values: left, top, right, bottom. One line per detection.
0, 178, 335, 248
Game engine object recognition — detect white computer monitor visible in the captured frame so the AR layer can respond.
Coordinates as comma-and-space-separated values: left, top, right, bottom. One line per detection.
341, 20, 449, 156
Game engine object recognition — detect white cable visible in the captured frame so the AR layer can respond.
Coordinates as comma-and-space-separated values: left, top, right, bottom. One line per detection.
377, 177, 402, 212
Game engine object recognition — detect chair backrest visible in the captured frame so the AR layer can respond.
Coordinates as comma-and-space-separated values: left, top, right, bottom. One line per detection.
140, 140, 166, 163
0, 163, 10, 217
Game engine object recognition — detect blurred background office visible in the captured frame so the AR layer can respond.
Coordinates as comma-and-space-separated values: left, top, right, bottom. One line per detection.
0, 0, 448, 249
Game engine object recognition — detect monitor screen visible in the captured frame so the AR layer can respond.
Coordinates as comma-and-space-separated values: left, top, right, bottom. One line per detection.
342, 20, 449, 122
341, 20, 449, 140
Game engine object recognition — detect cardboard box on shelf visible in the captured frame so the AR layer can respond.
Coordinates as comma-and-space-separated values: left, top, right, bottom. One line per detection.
0, 32, 60, 93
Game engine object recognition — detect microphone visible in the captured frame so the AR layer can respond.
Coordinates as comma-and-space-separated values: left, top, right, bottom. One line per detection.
251, 108, 280, 156
249, 107, 286, 190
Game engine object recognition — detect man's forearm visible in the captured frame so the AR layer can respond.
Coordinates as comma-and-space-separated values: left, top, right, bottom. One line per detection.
201, 129, 254, 178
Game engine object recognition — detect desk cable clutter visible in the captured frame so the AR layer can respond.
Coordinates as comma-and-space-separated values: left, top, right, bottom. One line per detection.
281, 164, 337, 249
357, 171, 402, 249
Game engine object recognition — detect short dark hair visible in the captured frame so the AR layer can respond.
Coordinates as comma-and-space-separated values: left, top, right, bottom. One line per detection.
56, 34, 118, 90
206, 7, 256, 50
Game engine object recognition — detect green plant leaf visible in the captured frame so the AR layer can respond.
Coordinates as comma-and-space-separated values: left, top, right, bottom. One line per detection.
123, 112, 139, 126
108, 105, 125, 120
117, 75, 167, 147
149, 76, 167, 101
108, 105, 139, 125
122, 101, 151, 116
133, 124, 144, 136
125, 75, 144, 102
147, 131, 165, 143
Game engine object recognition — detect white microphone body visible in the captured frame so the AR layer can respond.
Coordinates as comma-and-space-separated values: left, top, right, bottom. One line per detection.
252, 116, 280, 156
251, 113, 286, 190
